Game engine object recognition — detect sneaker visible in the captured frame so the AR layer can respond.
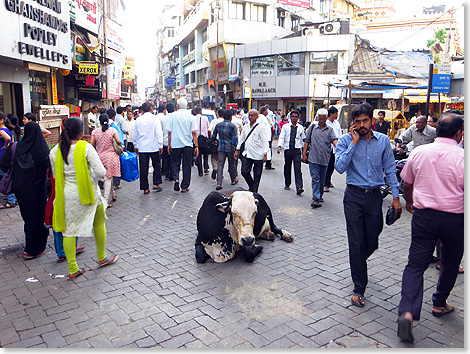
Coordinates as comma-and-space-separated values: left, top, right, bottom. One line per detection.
311, 200, 322, 208
174, 181, 180, 191
296, 188, 304, 195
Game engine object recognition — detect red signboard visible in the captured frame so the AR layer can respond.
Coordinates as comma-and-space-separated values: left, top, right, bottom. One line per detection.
277, 0, 310, 8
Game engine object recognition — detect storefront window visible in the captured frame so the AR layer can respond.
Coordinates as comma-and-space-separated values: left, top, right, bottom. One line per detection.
251, 56, 274, 77
29, 72, 50, 117
309, 51, 338, 75
278, 53, 305, 76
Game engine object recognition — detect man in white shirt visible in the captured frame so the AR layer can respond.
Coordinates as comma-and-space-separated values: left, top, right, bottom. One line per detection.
87, 106, 98, 131
193, 106, 210, 176
167, 97, 198, 193
259, 106, 274, 170
324, 106, 342, 192
123, 109, 135, 152
133, 102, 164, 194
158, 103, 172, 180
208, 108, 224, 180
234, 109, 269, 193
277, 110, 305, 195
115, 107, 128, 139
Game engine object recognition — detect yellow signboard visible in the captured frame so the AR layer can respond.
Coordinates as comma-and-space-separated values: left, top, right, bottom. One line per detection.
52, 72, 58, 104
123, 57, 135, 79
78, 63, 99, 75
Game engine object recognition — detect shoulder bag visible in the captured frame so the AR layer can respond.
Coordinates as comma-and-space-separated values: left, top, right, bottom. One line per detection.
239, 123, 259, 156
0, 142, 17, 195
113, 135, 124, 155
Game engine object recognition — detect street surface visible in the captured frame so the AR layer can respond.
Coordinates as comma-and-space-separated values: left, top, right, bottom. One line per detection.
0, 145, 464, 348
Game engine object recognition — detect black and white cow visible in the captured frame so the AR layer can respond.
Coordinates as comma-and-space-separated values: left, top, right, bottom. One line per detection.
195, 190, 293, 263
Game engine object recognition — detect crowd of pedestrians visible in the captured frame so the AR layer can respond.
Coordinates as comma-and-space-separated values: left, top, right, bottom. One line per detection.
0, 102, 464, 344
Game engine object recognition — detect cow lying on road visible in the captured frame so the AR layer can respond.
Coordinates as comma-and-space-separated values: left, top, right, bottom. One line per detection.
195, 190, 293, 263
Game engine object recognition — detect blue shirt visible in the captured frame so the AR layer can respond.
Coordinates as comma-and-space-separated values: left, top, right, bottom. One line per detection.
335, 131, 399, 197
167, 109, 197, 148
212, 120, 238, 152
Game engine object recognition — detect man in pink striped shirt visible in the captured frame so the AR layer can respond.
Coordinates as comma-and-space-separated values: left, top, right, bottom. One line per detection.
397, 112, 464, 343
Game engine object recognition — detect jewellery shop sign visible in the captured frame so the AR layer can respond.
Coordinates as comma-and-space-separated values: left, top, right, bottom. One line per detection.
1, 0, 72, 70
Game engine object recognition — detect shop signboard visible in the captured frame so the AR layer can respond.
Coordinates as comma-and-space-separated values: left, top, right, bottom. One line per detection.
432, 64, 451, 94
69, 0, 99, 34
123, 57, 135, 79
277, 0, 310, 8
78, 63, 99, 74
1, 0, 72, 70
107, 63, 122, 100
99, 19, 124, 53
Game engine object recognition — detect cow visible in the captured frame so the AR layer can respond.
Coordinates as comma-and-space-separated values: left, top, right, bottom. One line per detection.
195, 190, 293, 263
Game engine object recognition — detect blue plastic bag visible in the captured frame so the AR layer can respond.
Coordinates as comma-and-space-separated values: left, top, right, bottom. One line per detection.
120, 150, 139, 182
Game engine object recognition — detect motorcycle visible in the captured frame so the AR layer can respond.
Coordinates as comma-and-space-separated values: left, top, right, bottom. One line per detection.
380, 138, 408, 199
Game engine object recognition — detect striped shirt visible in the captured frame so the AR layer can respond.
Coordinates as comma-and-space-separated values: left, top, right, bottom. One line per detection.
400, 137, 464, 214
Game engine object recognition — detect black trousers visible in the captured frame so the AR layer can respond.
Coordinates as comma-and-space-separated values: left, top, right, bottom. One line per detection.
161, 146, 171, 179
126, 141, 135, 152
171, 146, 193, 189
324, 150, 335, 187
283, 148, 303, 189
241, 156, 264, 193
196, 150, 209, 175
343, 185, 383, 296
265, 140, 273, 168
138, 151, 162, 191
398, 209, 464, 320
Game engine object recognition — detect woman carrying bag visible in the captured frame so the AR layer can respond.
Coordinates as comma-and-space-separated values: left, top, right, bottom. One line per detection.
90, 114, 122, 208
49, 117, 118, 280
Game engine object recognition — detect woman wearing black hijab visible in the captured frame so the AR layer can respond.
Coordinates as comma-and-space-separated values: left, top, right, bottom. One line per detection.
0, 121, 50, 259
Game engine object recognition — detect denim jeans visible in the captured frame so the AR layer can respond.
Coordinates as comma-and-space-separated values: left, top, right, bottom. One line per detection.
0, 170, 16, 205
51, 228, 77, 258
308, 163, 327, 200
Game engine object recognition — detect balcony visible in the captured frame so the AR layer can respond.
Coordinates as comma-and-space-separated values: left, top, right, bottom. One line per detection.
182, 51, 196, 65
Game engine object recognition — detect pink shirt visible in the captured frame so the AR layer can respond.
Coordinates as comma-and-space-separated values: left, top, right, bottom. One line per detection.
400, 137, 464, 214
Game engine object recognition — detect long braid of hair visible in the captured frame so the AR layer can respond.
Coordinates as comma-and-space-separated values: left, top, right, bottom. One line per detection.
60, 125, 72, 164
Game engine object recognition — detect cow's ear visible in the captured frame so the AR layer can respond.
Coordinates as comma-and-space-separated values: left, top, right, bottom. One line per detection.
215, 200, 231, 213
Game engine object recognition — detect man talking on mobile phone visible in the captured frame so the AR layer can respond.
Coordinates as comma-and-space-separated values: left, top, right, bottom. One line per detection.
335, 103, 402, 308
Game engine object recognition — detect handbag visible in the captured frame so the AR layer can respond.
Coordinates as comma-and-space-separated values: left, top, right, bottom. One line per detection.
385, 206, 401, 226
206, 138, 218, 154
113, 136, 124, 155
239, 123, 259, 156
120, 150, 139, 182
0, 142, 17, 195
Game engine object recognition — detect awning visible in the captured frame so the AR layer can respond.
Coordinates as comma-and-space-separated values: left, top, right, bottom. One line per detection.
406, 95, 451, 103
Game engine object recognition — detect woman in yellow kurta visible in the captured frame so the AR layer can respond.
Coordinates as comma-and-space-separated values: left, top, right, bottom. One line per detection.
49, 117, 118, 280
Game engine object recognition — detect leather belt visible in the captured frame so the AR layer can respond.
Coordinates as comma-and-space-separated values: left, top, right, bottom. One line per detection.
347, 184, 380, 194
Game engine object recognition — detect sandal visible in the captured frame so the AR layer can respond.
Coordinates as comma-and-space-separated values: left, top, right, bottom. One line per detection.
351, 293, 365, 307
432, 301, 455, 317
143, 189, 150, 194
112, 192, 117, 202
98, 254, 118, 267
68, 268, 86, 280
76, 246, 86, 255
107, 203, 113, 208
231, 180, 238, 185
436, 264, 464, 273
57, 256, 66, 263
0, 202, 16, 209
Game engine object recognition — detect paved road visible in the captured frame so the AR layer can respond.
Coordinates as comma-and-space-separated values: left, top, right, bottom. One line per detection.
0, 146, 464, 348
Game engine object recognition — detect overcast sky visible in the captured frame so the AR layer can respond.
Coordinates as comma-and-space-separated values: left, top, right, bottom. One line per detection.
120, 0, 465, 94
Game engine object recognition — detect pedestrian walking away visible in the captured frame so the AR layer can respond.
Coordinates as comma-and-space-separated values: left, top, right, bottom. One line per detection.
277, 109, 305, 195
212, 109, 238, 190
303, 108, 337, 208
397, 112, 464, 343
133, 102, 164, 194
160, 103, 174, 180
234, 109, 269, 193
49, 117, 118, 280
324, 106, 342, 192
194, 106, 210, 176
167, 97, 198, 193
335, 102, 402, 307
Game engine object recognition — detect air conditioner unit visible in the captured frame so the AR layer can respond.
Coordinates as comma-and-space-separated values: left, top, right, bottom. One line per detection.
302, 27, 317, 36
319, 22, 340, 35
279, 10, 287, 18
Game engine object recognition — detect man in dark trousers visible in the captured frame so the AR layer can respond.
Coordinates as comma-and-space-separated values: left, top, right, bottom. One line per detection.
277, 110, 305, 195
396, 112, 464, 343
335, 102, 402, 307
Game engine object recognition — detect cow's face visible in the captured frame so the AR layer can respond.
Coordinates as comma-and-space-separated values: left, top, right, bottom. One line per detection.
216, 192, 258, 247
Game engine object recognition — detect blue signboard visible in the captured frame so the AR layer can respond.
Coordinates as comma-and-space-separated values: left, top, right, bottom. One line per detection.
432, 74, 451, 93
166, 77, 176, 86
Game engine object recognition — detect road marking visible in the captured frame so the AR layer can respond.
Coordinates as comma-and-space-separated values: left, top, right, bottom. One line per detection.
139, 215, 150, 226
172, 200, 177, 209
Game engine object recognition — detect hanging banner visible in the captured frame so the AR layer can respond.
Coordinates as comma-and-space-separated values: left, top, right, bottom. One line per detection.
52, 72, 58, 104
123, 57, 135, 79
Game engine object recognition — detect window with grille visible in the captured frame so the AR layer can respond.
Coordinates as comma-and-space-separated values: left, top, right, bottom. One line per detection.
278, 53, 305, 76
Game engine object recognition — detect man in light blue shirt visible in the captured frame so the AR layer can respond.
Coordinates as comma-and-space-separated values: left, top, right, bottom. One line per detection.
107, 108, 125, 192
335, 102, 402, 308
167, 97, 198, 193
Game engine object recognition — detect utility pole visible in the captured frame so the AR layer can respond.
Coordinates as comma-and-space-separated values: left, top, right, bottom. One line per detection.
102, 0, 109, 99
215, 4, 219, 108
